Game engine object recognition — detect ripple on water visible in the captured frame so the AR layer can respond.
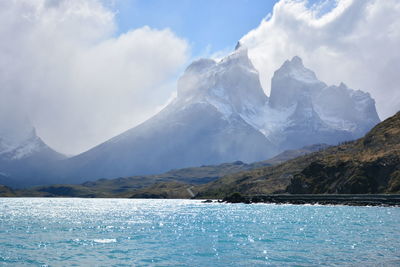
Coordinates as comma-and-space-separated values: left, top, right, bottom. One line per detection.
0, 198, 399, 266
92, 238, 117, 244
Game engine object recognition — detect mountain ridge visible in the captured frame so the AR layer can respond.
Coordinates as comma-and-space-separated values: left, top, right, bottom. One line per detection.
56, 50, 379, 185
0, 48, 380, 187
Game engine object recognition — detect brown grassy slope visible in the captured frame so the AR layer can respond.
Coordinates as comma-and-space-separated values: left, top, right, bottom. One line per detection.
194, 150, 324, 198
287, 111, 400, 194
196, 112, 400, 198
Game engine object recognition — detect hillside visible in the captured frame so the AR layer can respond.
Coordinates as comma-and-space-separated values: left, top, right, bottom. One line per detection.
196, 111, 400, 198
287, 111, 400, 194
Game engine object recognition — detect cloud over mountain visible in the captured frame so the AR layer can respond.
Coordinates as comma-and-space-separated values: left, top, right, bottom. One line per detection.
241, 0, 400, 120
0, 0, 189, 154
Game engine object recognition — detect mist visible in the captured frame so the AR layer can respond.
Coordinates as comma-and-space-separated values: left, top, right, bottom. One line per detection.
0, 0, 189, 155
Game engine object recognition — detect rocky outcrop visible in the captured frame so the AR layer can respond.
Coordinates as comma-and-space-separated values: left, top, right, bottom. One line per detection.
287, 112, 400, 194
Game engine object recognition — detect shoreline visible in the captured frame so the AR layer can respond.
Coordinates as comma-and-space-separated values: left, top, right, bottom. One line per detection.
1, 194, 400, 207
221, 194, 400, 207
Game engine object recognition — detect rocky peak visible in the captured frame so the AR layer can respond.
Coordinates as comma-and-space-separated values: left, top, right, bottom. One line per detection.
218, 46, 254, 70
276, 56, 318, 82
269, 56, 325, 109
234, 41, 242, 50
0, 127, 46, 160
176, 47, 267, 114
184, 58, 216, 75
283, 55, 304, 68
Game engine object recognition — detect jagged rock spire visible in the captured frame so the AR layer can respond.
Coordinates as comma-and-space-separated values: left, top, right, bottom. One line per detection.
235, 41, 242, 50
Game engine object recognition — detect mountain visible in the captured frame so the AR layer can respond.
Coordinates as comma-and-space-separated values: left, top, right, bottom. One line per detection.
0, 127, 66, 188
5, 107, 395, 197
9, 106, 398, 198
252, 56, 379, 150
58, 48, 379, 184
61, 48, 276, 183
196, 111, 400, 198
0, 46, 380, 187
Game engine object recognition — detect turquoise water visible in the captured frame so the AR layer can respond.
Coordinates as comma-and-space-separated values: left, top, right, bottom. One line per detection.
0, 198, 399, 266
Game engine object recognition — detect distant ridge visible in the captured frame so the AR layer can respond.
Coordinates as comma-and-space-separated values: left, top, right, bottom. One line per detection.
0, 144, 328, 197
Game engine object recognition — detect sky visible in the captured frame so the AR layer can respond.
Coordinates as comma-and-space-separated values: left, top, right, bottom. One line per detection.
0, 0, 399, 155
110, 0, 280, 57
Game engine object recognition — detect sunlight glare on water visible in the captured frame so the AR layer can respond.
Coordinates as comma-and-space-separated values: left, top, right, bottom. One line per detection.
0, 198, 399, 266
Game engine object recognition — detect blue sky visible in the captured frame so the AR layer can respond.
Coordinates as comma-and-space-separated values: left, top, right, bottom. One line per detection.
110, 0, 330, 58
111, 0, 279, 57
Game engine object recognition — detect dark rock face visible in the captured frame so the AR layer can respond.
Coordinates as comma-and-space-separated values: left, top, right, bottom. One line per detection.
223, 192, 249, 203
223, 194, 400, 206
287, 155, 400, 194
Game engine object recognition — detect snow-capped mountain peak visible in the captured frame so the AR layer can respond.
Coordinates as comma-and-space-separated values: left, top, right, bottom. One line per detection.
0, 122, 66, 187
177, 47, 267, 117
0, 127, 61, 160
276, 56, 320, 83
269, 56, 326, 109
0, 127, 38, 157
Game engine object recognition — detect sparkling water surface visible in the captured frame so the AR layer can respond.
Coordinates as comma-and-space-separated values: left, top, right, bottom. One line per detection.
0, 198, 399, 266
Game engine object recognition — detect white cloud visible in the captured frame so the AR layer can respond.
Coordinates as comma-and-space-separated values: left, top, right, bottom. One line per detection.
241, 0, 400, 120
0, 0, 189, 155
2, 0, 399, 155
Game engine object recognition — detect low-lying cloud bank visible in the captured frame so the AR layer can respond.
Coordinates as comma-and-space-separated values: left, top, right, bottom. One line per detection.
0, 0, 189, 155
241, 0, 400, 120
